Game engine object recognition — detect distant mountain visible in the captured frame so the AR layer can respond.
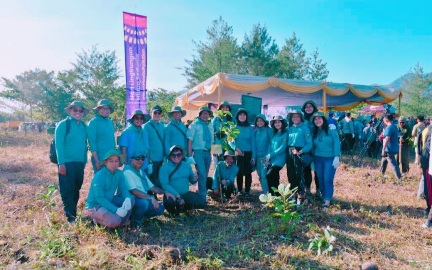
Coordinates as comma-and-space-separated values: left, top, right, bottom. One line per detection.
385, 73, 415, 90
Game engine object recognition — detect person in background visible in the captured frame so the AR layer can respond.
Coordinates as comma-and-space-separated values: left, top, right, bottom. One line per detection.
87, 99, 116, 172
55, 100, 88, 223
143, 105, 165, 187
265, 116, 288, 195
85, 150, 133, 228
254, 114, 272, 194
286, 110, 312, 205
397, 116, 412, 173
380, 114, 402, 182
164, 106, 188, 158
119, 151, 176, 227
160, 146, 206, 215
210, 150, 239, 201
232, 108, 256, 198
413, 115, 425, 165
301, 100, 319, 196
353, 117, 365, 150
187, 106, 214, 197
327, 111, 337, 127
339, 112, 355, 152
419, 119, 432, 226
119, 110, 150, 171
362, 121, 377, 158
311, 112, 341, 210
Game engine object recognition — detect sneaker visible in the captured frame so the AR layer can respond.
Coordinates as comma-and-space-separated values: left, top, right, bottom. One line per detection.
422, 221, 431, 229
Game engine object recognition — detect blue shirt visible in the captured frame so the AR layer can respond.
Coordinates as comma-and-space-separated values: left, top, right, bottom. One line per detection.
86, 167, 123, 213
384, 124, 399, 154
119, 125, 149, 170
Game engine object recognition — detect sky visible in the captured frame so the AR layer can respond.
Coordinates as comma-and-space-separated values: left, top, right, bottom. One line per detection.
1, 0, 431, 93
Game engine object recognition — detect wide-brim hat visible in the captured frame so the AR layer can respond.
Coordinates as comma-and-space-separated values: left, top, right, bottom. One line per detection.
130, 151, 146, 160
254, 114, 269, 126
168, 106, 186, 118
218, 101, 231, 111
198, 106, 213, 118
223, 150, 235, 158
287, 109, 304, 121
93, 99, 114, 113
103, 150, 123, 165
151, 105, 163, 113
65, 100, 88, 116
127, 109, 149, 123
168, 145, 183, 155
270, 115, 287, 127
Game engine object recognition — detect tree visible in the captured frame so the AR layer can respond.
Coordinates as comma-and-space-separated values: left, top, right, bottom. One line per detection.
307, 49, 329, 81
183, 17, 241, 89
147, 88, 180, 120
1, 69, 55, 122
400, 64, 432, 116
241, 24, 279, 76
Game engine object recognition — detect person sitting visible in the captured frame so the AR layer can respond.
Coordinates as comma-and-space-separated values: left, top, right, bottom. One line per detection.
210, 150, 239, 201
85, 150, 133, 228
119, 151, 176, 227
160, 145, 207, 215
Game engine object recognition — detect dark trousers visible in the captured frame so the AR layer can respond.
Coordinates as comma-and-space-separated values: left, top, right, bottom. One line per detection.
58, 162, 85, 221
380, 152, 402, 180
397, 143, 410, 173
304, 165, 319, 192
149, 160, 164, 187
286, 152, 305, 196
163, 192, 207, 215
236, 151, 253, 193
342, 134, 354, 151
267, 165, 282, 195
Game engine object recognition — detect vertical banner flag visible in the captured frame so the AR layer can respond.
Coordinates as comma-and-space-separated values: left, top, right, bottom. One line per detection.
123, 12, 147, 123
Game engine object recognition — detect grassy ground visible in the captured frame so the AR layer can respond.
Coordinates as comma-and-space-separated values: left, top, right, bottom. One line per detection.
1, 131, 432, 269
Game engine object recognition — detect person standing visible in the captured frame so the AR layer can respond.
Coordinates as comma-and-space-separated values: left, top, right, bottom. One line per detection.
397, 116, 412, 173
160, 146, 206, 215
143, 105, 165, 187
87, 99, 116, 172
55, 101, 88, 222
85, 150, 133, 228
119, 110, 150, 171
362, 121, 377, 158
311, 112, 341, 210
164, 106, 188, 157
187, 106, 214, 197
254, 114, 272, 194
286, 110, 312, 204
339, 112, 355, 152
210, 150, 239, 201
265, 116, 288, 195
232, 108, 256, 198
119, 151, 176, 227
413, 115, 425, 165
380, 114, 403, 182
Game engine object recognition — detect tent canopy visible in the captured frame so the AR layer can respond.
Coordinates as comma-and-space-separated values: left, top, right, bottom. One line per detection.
174, 73, 402, 117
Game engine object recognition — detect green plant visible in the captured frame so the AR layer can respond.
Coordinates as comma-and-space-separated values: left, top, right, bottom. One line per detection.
213, 110, 240, 151
308, 226, 336, 256
259, 184, 300, 237
38, 185, 58, 209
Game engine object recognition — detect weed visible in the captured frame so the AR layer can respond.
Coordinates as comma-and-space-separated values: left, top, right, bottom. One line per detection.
308, 226, 336, 256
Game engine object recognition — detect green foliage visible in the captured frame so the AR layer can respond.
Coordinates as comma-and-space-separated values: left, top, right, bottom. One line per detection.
39, 229, 76, 259
259, 184, 300, 237
400, 64, 432, 116
147, 88, 180, 120
214, 110, 240, 150
185, 247, 224, 268
38, 185, 58, 209
308, 226, 336, 256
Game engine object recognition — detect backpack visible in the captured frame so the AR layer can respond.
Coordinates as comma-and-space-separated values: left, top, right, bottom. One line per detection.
49, 119, 70, 164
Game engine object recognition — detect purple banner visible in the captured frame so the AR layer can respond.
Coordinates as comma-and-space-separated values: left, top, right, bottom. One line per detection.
123, 12, 147, 123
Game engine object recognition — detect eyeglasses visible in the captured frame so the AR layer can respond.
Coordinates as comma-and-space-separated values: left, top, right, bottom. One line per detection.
72, 108, 84, 113
153, 111, 162, 115
132, 156, 145, 161
170, 153, 183, 158
399, 122, 405, 124
134, 116, 144, 120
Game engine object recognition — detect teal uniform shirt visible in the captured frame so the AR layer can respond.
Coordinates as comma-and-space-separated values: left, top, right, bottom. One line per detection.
255, 127, 273, 159
86, 167, 124, 213
55, 116, 88, 165
119, 164, 154, 199
187, 119, 214, 150
339, 118, 355, 134
164, 120, 188, 156
233, 125, 256, 157
160, 160, 196, 197
87, 114, 116, 161
119, 125, 149, 168
143, 120, 165, 162
313, 129, 341, 157
287, 123, 312, 153
212, 161, 239, 189
269, 131, 288, 167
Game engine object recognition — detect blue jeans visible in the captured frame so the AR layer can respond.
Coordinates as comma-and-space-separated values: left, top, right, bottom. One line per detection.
256, 156, 269, 194
130, 198, 164, 226
314, 156, 336, 202
380, 152, 402, 179
193, 150, 211, 196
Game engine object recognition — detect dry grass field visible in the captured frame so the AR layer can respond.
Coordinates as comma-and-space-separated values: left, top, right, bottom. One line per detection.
1, 131, 432, 269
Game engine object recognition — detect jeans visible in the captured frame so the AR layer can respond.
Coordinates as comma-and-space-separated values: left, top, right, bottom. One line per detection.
130, 198, 165, 226
380, 152, 402, 179
314, 156, 336, 201
193, 150, 212, 196
58, 162, 85, 222
86, 195, 133, 228
256, 156, 269, 194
